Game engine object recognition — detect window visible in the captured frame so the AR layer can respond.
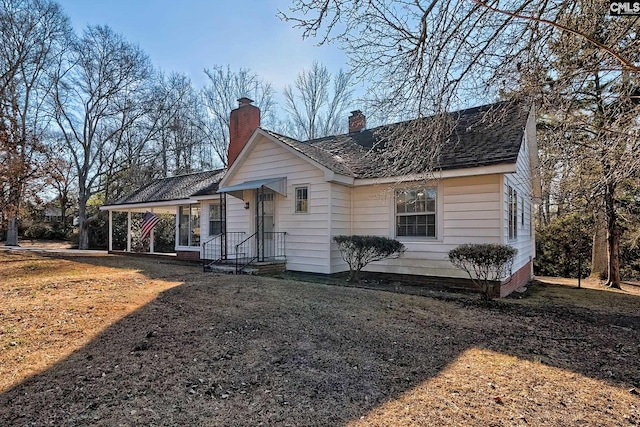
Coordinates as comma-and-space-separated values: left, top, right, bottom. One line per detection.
396, 188, 436, 237
178, 204, 201, 247
508, 186, 518, 239
521, 197, 525, 226
190, 205, 201, 246
209, 203, 222, 236
178, 206, 189, 246
295, 186, 308, 213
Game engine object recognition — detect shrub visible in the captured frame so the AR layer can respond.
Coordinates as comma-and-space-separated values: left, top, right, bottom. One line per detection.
448, 243, 518, 300
534, 213, 592, 278
621, 235, 640, 280
23, 223, 51, 240
333, 235, 405, 282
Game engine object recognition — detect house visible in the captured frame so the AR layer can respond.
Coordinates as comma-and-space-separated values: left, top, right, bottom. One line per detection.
101, 97, 539, 297
43, 206, 63, 223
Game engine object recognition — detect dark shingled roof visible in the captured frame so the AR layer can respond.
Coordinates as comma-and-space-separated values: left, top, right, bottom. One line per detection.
112, 169, 225, 205
261, 129, 357, 176
263, 101, 530, 179
110, 101, 529, 206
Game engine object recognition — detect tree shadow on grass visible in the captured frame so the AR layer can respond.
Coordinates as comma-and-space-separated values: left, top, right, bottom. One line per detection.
1, 256, 638, 426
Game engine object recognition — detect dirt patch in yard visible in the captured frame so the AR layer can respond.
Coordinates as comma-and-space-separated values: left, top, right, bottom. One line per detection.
0, 252, 638, 426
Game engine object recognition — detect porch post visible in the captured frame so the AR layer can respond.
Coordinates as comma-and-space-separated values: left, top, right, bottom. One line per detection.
108, 210, 113, 251
149, 209, 155, 254
175, 206, 180, 251
126, 211, 132, 252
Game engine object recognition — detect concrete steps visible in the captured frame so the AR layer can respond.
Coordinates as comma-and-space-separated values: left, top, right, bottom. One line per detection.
205, 263, 258, 275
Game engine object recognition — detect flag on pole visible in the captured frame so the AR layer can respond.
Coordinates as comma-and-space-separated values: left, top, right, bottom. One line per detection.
141, 211, 161, 239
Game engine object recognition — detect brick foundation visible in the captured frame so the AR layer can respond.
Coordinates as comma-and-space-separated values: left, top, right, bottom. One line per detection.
255, 262, 287, 275
359, 261, 533, 298
500, 260, 533, 297
176, 250, 200, 261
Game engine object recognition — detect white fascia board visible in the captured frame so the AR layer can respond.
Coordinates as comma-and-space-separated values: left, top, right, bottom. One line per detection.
324, 170, 355, 186
353, 163, 516, 186
100, 199, 192, 211
189, 194, 222, 202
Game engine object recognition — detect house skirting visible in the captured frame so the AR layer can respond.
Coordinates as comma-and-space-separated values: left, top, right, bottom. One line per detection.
108, 250, 176, 260
500, 260, 533, 297
359, 261, 533, 298
177, 250, 201, 261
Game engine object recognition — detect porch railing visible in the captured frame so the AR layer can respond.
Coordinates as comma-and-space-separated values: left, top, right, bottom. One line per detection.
235, 231, 286, 273
202, 232, 247, 270
203, 231, 286, 273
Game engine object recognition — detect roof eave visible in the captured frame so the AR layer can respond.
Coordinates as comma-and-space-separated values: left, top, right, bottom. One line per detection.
353, 162, 517, 186
100, 199, 193, 211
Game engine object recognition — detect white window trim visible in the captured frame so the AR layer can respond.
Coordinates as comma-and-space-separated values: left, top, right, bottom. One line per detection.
208, 201, 223, 236
178, 204, 201, 248
394, 186, 438, 239
294, 185, 309, 214
508, 186, 518, 240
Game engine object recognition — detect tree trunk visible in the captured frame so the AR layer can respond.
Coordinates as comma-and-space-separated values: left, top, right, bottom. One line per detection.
604, 182, 622, 288
60, 195, 68, 235
77, 196, 89, 250
590, 211, 607, 280
5, 216, 19, 246
607, 227, 622, 288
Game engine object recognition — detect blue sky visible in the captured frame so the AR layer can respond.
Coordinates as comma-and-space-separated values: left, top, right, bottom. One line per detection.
57, 0, 349, 90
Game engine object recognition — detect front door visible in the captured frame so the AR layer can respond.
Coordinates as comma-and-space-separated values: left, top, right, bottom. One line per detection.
255, 187, 275, 260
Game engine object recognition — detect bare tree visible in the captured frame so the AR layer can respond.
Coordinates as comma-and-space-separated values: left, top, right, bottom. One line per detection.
101, 71, 207, 204
200, 65, 276, 166
156, 72, 211, 174
50, 25, 152, 249
530, 5, 640, 288
283, 61, 353, 140
0, 0, 71, 245
282, 1, 639, 113
44, 142, 76, 235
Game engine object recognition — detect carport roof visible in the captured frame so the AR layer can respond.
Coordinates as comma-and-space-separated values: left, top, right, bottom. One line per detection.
108, 169, 225, 206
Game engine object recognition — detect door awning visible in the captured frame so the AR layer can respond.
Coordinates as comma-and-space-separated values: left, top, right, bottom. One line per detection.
217, 177, 287, 200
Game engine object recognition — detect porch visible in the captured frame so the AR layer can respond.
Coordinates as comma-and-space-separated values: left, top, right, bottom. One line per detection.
202, 231, 286, 274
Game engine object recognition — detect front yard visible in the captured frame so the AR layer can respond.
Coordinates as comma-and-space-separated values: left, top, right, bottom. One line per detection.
0, 250, 638, 426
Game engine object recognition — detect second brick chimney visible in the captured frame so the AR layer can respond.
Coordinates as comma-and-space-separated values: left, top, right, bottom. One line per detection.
348, 110, 366, 133
228, 97, 260, 167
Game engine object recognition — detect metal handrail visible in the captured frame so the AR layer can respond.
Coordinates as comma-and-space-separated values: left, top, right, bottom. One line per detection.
202, 234, 223, 271
235, 232, 258, 274
203, 234, 221, 245
202, 234, 224, 259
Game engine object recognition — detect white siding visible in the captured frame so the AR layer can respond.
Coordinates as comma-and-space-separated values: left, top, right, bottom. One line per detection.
220, 119, 537, 280
329, 183, 352, 273
351, 174, 503, 277
502, 111, 536, 272
224, 134, 331, 273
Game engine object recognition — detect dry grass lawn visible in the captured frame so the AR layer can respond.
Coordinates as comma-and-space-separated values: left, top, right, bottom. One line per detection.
0, 250, 638, 426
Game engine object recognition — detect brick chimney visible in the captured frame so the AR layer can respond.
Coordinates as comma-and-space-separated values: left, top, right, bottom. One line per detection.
348, 110, 366, 133
228, 97, 260, 167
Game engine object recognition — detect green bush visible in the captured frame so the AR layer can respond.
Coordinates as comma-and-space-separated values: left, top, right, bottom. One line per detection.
22, 223, 50, 240
621, 235, 640, 280
448, 243, 518, 300
534, 213, 592, 278
333, 235, 405, 282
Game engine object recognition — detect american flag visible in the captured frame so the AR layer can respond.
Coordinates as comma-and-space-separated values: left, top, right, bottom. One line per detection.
141, 211, 161, 239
